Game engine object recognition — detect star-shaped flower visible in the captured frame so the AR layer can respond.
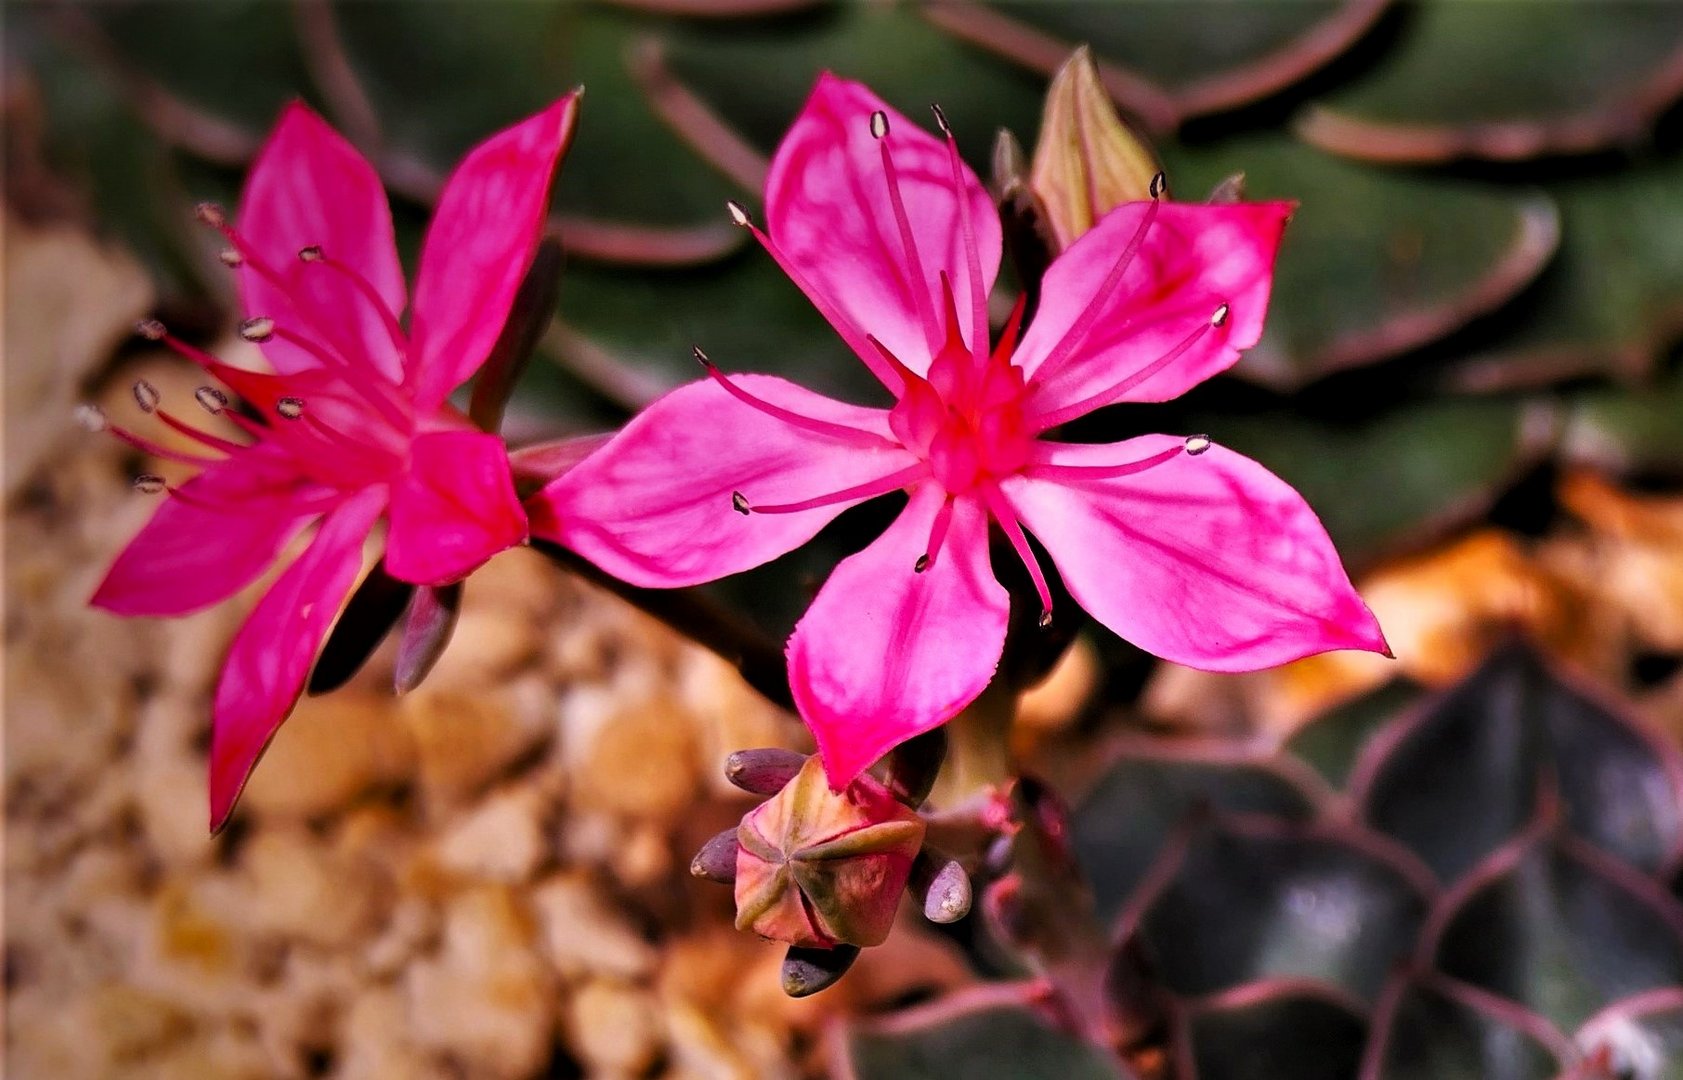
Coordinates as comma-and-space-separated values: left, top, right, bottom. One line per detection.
91, 95, 577, 830
531, 75, 1386, 785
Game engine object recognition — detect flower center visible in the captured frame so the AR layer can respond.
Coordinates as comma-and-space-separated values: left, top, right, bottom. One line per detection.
884, 288, 1034, 497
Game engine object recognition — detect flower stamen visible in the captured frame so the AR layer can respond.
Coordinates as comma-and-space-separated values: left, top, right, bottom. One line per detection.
872, 113, 942, 357
726, 201, 904, 391
932, 104, 988, 366
297, 246, 409, 357
981, 485, 1053, 627
694, 347, 894, 447
1028, 312, 1217, 432
1027, 192, 1162, 385
914, 495, 956, 573
733, 463, 929, 516
1024, 445, 1184, 484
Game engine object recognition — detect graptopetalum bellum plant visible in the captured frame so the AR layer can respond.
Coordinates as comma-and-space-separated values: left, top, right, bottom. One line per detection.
39, 2, 1683, 1069
533, 66, 1388, 1001
836, 643, 1683, 1080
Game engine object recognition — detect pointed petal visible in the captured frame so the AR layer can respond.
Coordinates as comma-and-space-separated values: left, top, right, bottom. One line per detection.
1015, 201, 1292, 415
1001, 436, 1387, 672
530, 376, 916, 587
408, 95, 579, 412
789, 488, 1008, 787
384, 430, 527, 586
91, 457, 330, 616
767, 73, 1000, 376
237, 101, 406, 383
208, 488, 384, 831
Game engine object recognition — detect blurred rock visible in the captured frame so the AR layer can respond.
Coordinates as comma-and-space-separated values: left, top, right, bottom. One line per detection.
240, 826, 382, 949
401, 679, 553, 808
405, 886, 557, 1080
566, 690, 699, 823
568, 979, 663, 1075
1016, 636, 1100, 742
3, 213, 152, 499
240, 691, 413, 822
529, 871, 657, 982
339, 987, 453, 1080
434, 785, 553, 883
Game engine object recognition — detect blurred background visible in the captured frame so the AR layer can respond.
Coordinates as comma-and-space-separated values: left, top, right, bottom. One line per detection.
5, 2, 1683, 1078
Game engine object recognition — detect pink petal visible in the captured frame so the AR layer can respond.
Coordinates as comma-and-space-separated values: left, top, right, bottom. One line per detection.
529, 376, 917, 587
766, 73, 1000, 379
384, 430, 528, 586
237, 101, 407, 383
407, 95, 579, 412
1014, 201, 1292, 417
1000, 435, 1388, 672
208, 487, 384, 831
91, 457, 331, 616
789, 487, 1008, 787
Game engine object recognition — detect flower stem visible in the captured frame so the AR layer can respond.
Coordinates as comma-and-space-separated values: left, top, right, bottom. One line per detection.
931, 679, 1018, 806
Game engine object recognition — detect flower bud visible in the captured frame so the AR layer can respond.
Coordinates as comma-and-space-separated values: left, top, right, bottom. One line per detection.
734, 756, 926, 948
1029, 46, 1165, 251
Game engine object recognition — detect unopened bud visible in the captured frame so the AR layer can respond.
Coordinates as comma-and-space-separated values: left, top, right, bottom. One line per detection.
781, 943, 860, 998
734, 757, 925, 949
691, 828, 739, 884
724, 747, 808, 796
1029, 46, 1164, 251
912, 852, 972, 924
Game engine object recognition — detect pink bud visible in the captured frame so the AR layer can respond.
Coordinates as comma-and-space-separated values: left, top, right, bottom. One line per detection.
734, 757, 925, 948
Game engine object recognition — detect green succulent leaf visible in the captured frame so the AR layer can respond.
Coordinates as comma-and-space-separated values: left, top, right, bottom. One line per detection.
926, 0, 1389, 133
1371, 980, 1563, 1080
1453, 152, 1683, 392
1072, 751, 1319, 925
15, 18, 218, 304
1286, 678, 1427, 790
1138, 822, 1430, 1003
1433, 835, 1683, 1030
1562, 357, 1683, 477
1184, 395, 1536, 570
1160, 135, 1560, 391
1354, 645, 1683, 882
1298, 0, 1683, 163
74, 0, 312, 133
842, 989, 1128, 1080
337, 4, 743, 227
663, 3, 1044, 160
1185, 988, 1369, 1080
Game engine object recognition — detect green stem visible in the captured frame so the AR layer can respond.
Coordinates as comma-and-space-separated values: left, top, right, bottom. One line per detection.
931, 679, 1018, 805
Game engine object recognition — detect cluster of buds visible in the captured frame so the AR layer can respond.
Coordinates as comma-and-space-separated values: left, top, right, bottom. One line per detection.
691, 744, 975, 997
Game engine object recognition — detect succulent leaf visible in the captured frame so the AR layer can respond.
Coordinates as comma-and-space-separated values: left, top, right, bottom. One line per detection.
1180, 396, 1535, 569
1432, 833, 1683, 1030
1366, 978, 1565, 1080
1073, 750, 1319, 924
1352, 644, 1683, 881
1137, 820, 1430, 1003
1286, 678, 1426, 789
926, 0, 1389, 132
1160, 135, 1560, 391
1454, 152, 1683, 391
1573, 989, 1683, 1080
1184, 986, 1369, 1080
842, 987, 1130, 1080
1298, 1, 1683, 163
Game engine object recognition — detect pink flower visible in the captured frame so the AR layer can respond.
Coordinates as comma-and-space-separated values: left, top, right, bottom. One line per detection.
90, 96, 578, 831
530, 75, 1386, 786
